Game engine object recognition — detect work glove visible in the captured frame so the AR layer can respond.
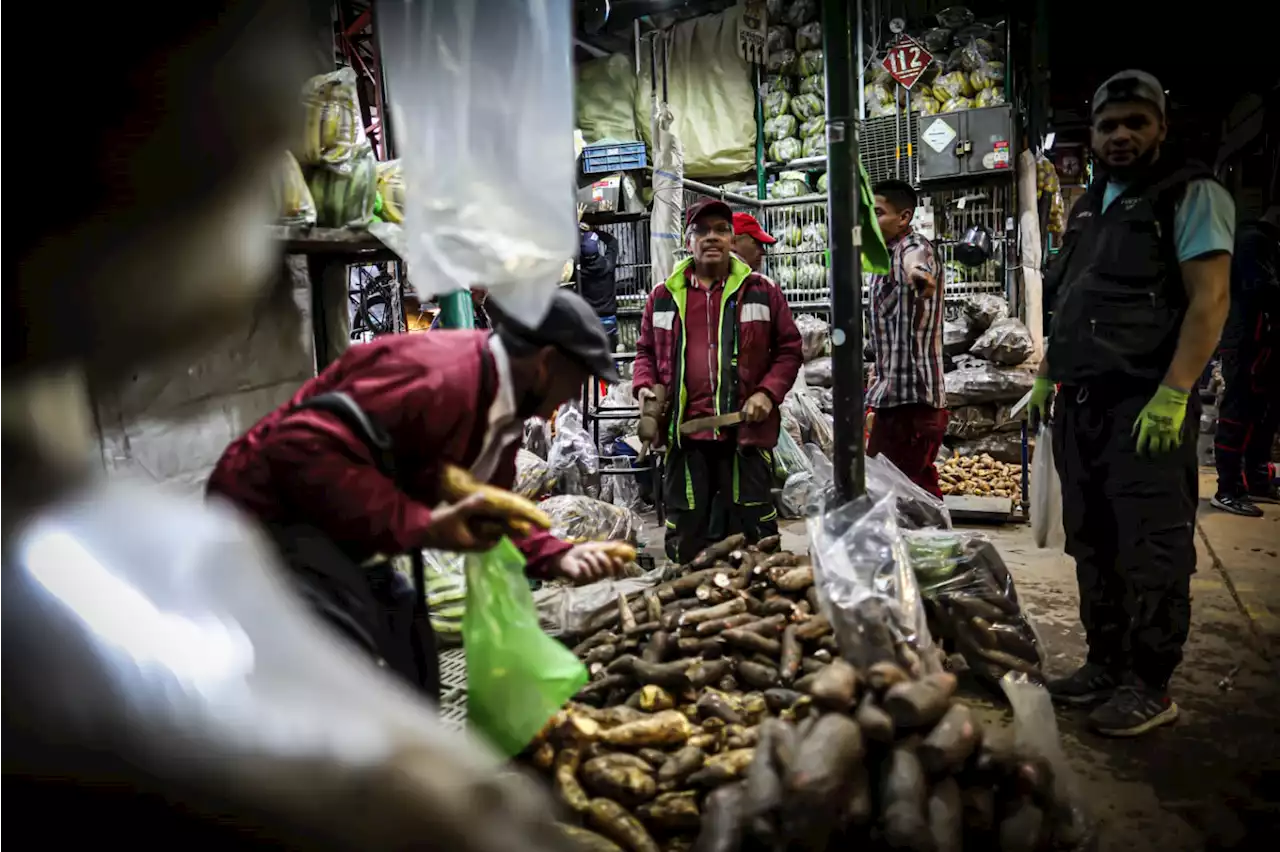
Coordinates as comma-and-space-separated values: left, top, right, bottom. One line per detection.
1132, 384, 1189, 456
1027, 377, 1055, 431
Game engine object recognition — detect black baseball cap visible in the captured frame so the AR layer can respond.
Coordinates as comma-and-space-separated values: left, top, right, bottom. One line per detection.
1092, 70, 1166, 118
686, 198, 734, 228
487, 287, 621, 383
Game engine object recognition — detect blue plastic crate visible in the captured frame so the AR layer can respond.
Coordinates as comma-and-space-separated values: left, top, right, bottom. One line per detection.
582, 142, 647, 174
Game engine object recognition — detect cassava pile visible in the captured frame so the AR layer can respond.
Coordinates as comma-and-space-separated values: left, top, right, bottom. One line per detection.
528, 534, 1090, 852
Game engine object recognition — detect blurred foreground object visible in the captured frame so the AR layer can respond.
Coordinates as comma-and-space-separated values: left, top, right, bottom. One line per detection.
2, 3, 576, 849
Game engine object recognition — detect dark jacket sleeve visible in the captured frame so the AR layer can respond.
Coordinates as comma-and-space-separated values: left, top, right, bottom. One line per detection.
632, 288, 660, 392
756, 285, 804, 404
489, 444, 572, 577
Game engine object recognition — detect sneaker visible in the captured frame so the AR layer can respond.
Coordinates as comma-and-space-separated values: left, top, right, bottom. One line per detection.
1047, 662, 1119, 706
1247, 483, 1280, 505
1088, 684, 1179, 737
1211, 491, 1264, 517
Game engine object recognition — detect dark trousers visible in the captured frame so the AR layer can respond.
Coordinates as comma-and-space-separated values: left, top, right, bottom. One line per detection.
1215, 348, 1279, 496
867, 404, 950, 498
664, 439, 779, 564
269, 524, 440, 700
1053, 384, 1199, 689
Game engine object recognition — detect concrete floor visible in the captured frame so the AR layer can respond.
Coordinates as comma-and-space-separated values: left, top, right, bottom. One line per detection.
641, 469, 1280, 849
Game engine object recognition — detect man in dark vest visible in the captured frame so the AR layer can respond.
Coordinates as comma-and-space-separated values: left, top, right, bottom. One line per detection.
1029, 70, 1234, 736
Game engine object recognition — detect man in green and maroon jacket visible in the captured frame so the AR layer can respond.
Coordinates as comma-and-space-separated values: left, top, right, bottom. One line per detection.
634, 199, 804, 562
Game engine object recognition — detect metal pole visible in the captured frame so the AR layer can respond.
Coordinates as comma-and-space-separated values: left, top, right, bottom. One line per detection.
822, 0, 865, 501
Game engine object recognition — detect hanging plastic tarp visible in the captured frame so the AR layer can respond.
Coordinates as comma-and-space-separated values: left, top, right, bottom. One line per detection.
636, 7, 755, 178
650, 98, 685, 288
577, 54, 640, 143
377, 0, 576, 325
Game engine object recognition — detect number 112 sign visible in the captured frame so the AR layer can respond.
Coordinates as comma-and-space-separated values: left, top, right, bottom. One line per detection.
882, 36, 933, 90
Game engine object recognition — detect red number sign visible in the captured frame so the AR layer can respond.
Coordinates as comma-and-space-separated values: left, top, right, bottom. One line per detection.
882, 37, 933, 90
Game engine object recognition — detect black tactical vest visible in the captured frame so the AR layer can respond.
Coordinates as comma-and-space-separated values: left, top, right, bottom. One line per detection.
1045, 158, 1217, 386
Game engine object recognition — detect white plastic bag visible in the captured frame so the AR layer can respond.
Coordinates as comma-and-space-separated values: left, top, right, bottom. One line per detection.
378, 0, 576, 321
1031, 424, 1065, 549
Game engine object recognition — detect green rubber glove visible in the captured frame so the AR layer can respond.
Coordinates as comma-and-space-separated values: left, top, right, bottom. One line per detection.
1028, 377, 1054, 430
1132, 385, 1190, 456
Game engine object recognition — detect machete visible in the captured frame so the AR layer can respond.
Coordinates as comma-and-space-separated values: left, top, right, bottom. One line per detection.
679, 411, 746, 436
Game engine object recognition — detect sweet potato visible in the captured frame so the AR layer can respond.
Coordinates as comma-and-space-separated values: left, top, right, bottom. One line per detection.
587, 798, 660, 852
883, 673, 958, 729
763, 688, 806, 714
696, 691, 744, 725
760, 596, 799, 617
808, 658, 859, 711
724, 725, 759, 750
685, 658, 733, 689
736, 613, 787, 637
919, 703, 980, 774
761, 552, 800, 570
668, 569, 722, 598
736, 661, 779, 690
676, 637, 725, 658
721, 627, 781, 657
635, 684, 676, 713
688, 748, 754, 786
694, 583, 730, 605
642, 630, 674, 664
687, 534, 747, 570
636, 748, 667, 768
792, 615, 832, 642
854, 695, 895, 743
880, 743, 930, 850
657, 745, 705, 785
630, 658, 693, 691
691, 782, 746, 852
757, 534, 781, 553
600, 710, 694, 748
585, 643, 619, 667
786, 713, 865, 808
555, 747, 590, 813
799, 657, 828, 674
693, 613, 757, 636
578, 674, 633, 704
636, 790, 701, 831
927, 776, 964, 852
582, 755, 658, 806
772, 565, 814, 592
866, 661, 910, 692
777, 624, 802, 684
743, 718, 788, 818
680, 598, 748, 627
574, 631, 622, 656
559, 824, 625, 852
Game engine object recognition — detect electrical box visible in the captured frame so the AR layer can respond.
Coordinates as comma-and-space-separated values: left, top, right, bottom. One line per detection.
917, 105, 1015, 182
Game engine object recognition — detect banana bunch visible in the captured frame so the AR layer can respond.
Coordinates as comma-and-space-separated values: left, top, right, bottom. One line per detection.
426, 568, 466, 643
308, 151, 378, 227
275, 151, 317, 226
299, 67, 370, 173
376, 159, 405, 224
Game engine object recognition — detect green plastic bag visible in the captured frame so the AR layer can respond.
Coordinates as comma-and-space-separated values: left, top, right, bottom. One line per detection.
464, 538, 588, 755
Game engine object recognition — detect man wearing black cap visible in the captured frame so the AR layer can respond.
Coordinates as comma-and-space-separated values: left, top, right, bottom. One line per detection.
635, 199, 804, 562
207, 288, 630, 692
1031, 70, 1235, 736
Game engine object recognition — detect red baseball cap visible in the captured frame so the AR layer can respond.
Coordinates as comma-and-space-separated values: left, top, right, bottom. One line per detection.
685, 198, 734, 227
733, 212, 776, 245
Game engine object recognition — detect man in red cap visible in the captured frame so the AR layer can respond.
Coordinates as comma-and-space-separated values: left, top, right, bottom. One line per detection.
732, 212, 776, 273
634, 199, 804, 562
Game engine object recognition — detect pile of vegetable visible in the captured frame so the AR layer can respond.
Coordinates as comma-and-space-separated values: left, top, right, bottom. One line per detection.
532, 532, 1087, 851
937, 452, 1022, 501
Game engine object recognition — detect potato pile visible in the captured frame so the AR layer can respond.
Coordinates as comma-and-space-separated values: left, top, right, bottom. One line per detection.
937, 453, 1023, 500
530, 534, 1089, 852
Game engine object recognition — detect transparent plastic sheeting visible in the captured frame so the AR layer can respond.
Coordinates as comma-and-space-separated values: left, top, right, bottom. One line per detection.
378, 0, 576, 325
2, 481, 574, 852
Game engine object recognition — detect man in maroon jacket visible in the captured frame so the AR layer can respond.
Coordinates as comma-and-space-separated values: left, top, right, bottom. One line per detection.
634, 199, 804, 562
207, 290, 630, 694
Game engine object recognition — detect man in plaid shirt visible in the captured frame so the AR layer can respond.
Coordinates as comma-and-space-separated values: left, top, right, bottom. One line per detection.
866, 180, 948, 497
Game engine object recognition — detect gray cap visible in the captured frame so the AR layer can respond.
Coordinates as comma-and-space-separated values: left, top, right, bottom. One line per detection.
1092, 70, 1165, 117
488, 287, 622, 383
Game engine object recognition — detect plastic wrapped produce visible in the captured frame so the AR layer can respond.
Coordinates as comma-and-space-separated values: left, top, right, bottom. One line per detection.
375, 159, 405, 224
593, 380, 638, 444
298, 67, 371, 172
790, 92, 824, 121
946, 405, 996, 440
945, 362, 1035, 406
906, 530, 1044, 684
816, 172, 828, 193
762, 73, 795, 96
794, 313, 831, 361
795, 262, 826, 289
993, 401, 1025, 433
803, 356, 833, 387
801, 132, 827, 159
923, 27, 953, 52
764, 114, 798, 143
866, 452, 953, 530
308, 151, 378, 227
783, 0, 818, 28
773, 265, 798, 288
799, 73, 825, 97
275, 151, 317, 226
809, 492, 943, 674
766, 24, 792, 55
777, 222, 804, 246
602, 456, 642, 512
799, 115, 826, 139
796, 48, 825, 76
974, 87, 1005, 108
932, 70, 974, 101
548, 404, 599, 495
962, 294, 1010, 331
949, 433, 1025, 465
970, 318, 1034, 365
766, 48, 797, 74
770, 174, 808, 197
539, 494, 644, 544
516, 448, 556, 499
780, 471, 815, 519
801, 221, 827, 247
768, 137, 803, 163
943, 312, 980, 357
960, 38, 996, 72
524, 417, 552, 459
940, 96, 974, 113
767, 0, 785, 18
763, 88, 792, 120
936, 5, 976, 28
